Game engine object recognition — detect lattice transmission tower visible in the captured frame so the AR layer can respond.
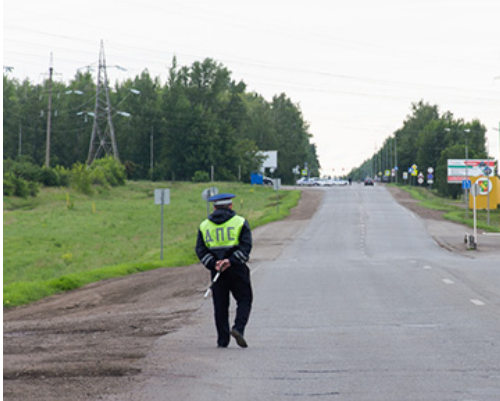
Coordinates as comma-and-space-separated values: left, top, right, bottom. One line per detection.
87, 41, 119, 165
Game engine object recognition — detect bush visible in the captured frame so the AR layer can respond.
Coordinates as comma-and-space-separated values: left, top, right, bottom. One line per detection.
192, 170, 210, 182
38, 167, 60, 187
28, 181, 39, 197
4, 159, 41, 182
90, 167, 111, 187
54, 166, 71, 187
91, 157, 126, 186
71, 163, 93, 195
3, 176, 16, 196
3, 172, 31, 198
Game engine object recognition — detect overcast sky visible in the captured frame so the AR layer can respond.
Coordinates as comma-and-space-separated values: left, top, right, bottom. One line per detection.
3, 0, 500, 175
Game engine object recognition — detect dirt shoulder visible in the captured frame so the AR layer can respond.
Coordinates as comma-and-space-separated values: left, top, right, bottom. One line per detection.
3, 189, 323, 401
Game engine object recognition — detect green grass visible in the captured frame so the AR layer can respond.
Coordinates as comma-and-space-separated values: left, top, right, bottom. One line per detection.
3, 181, 300, 308
391, 184, 500, 233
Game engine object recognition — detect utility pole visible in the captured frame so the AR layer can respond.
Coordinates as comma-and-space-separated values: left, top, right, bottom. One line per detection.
150, 126, 154, 181
87, 40, 119, 165
394, 134, 398, 183
45, 53, 53, 168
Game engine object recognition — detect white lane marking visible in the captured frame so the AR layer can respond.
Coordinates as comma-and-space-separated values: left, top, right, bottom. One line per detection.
470, 299, 485, 306
423, 265, 432, 270
442, 278, 454, 285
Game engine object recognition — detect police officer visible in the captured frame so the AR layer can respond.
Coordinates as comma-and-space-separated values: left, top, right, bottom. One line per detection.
196, 193, 253, 348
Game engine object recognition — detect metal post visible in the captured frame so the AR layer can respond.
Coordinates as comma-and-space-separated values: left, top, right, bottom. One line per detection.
473, 188, 477, 248
394, 135, 398, 183
45, 54, 53, 168
465, 134, 469, 219
160, 191, 164, 260
150, 127, 154, 181
487, 177, 490, 226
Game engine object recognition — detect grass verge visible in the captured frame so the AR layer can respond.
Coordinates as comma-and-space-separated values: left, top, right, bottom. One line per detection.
391, 184, 500, 233
3, 181, 300, 308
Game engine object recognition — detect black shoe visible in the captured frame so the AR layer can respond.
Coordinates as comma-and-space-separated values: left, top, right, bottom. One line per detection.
217, 344, 228, 348
230, 329, 248, 348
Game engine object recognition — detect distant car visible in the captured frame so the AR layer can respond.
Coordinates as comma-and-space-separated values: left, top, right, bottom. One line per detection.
263, 176, 274, 186
331, 179, 348, 186
296, 177, 319, 186
364, 178, 374, 186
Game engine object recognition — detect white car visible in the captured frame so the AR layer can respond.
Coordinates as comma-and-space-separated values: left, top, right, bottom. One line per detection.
296, 177, 319, 186
331, 179, 348, 186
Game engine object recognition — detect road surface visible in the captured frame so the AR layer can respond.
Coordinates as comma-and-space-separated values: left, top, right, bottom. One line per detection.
104, 185, 500, 401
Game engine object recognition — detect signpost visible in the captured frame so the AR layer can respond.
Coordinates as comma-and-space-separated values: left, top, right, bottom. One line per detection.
202, 187, 219, 218
274, 178, 281, 213
469, 183, 478, 249
154, 188, 171, 260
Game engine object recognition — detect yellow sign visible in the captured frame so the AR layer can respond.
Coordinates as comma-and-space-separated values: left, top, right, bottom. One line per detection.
468, 176, 500, 210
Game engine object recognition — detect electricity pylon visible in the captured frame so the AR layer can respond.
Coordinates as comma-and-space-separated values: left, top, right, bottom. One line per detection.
87, 40, 119, 165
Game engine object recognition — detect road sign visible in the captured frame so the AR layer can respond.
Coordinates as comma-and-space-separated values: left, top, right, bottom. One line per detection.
428, 167, 434, 174
427, 173, 433, 180
155, 188, 171, 205
201, 186, 219, 201
418, 177, 424, 185
462, 180, 471, 190
428, 179, 434, 184
471, 183, 479, 197
154, 188, 171, 260
273, 178, 281, 190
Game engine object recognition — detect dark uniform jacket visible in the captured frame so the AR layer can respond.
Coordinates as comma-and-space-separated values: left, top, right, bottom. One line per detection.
196, 208, 252, 272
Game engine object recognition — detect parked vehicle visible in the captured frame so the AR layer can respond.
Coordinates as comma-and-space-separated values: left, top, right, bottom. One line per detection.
364, 178, 374, 186
263, 176, 274, 186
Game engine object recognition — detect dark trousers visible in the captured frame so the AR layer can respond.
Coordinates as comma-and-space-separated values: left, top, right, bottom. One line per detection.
211, 265, 252, 346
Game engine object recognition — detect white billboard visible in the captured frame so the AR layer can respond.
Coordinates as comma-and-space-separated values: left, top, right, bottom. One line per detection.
447, 159, 496, 183
258, 151, 278, 171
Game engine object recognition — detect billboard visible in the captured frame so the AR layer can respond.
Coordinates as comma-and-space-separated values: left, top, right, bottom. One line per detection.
447, 159, 496, 184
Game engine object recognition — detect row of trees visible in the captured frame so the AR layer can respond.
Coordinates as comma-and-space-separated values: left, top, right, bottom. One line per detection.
349, 101, 490, 198
3, 57, 320, 184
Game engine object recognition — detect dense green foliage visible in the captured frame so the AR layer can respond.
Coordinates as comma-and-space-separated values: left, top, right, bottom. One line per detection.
350, 101, 492, 198
3, 181, 301, 307
3, 58, 320, 184
3, 156, 126, 197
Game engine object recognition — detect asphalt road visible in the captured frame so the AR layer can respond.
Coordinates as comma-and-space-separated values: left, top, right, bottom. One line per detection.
106, 185, 500, 401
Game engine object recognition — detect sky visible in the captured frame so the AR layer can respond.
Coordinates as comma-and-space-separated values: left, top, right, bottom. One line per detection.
3, 0, 500, 176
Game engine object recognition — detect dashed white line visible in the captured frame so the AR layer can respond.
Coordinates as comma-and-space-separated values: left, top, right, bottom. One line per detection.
442, 279, 454, 285
470, 299, 485, 306
423, 265, 432, 270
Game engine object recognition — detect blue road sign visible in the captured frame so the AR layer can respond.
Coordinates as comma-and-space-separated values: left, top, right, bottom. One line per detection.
427, 174, 433, 180
462, 179, 471, 190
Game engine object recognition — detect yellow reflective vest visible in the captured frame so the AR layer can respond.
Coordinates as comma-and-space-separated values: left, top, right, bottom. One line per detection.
200, 215, 246, 249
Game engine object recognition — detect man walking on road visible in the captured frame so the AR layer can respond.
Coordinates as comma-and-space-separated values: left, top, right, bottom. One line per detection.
196, 193, 253, 348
